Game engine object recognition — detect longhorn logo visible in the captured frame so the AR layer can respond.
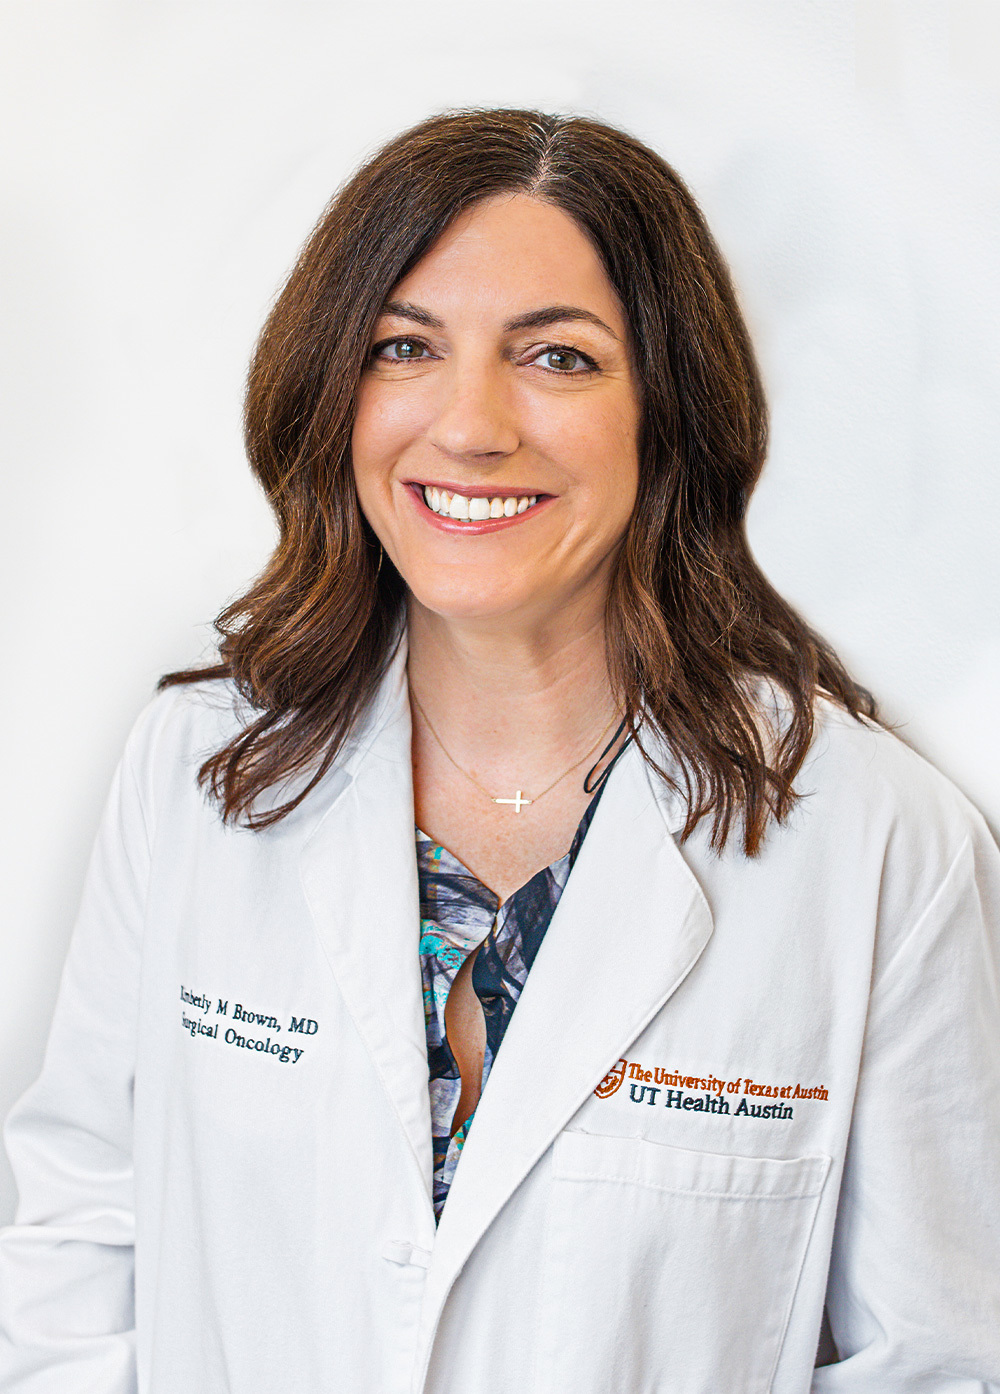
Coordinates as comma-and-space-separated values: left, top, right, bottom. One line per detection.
594, 1058, 627, 1099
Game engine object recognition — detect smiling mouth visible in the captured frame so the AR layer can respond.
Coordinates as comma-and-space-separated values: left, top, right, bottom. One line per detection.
418, 483, 541, 522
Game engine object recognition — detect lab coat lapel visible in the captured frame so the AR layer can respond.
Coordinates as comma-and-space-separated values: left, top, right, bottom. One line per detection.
298, 633, 434, 1201
418, 737, 714, 1371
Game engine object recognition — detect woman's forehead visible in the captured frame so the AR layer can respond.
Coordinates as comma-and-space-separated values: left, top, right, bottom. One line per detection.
385, 194, 626, 334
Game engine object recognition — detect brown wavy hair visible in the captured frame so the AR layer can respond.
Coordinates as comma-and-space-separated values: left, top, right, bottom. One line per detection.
160, 107, 877, 854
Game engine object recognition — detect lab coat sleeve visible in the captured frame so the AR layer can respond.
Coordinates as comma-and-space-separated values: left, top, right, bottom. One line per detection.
813, 812, 1000, 1391
0, 710, 156, 1392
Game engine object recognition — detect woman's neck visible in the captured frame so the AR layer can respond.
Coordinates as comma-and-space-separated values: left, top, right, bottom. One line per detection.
404, 594, 622, 786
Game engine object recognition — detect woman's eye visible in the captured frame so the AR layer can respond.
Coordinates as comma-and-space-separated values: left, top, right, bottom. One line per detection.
374, 338, 428, 362
532, 346, 596, 374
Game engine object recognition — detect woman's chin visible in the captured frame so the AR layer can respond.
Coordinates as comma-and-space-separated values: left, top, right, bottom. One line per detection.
406, 577, 540, 628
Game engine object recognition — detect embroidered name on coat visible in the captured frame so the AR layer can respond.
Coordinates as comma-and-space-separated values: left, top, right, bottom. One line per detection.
178, 983, 317, 1065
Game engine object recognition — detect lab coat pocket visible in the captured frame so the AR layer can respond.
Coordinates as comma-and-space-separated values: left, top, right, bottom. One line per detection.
536, 1130, 830, 1394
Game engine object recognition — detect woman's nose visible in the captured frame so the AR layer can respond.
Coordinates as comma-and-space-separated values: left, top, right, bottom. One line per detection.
426, 357, 520, 461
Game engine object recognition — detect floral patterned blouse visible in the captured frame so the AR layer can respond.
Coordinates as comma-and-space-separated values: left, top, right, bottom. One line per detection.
416, 784, 606, 1220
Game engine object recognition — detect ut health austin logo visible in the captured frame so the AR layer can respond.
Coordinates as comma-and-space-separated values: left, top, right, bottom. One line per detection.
594, 1058, 627, 1099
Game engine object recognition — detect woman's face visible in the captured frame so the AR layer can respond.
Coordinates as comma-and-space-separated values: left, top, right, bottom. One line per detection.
351, 193, 641, 630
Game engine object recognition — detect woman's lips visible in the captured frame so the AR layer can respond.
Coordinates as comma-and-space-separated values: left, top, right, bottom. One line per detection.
404, 481, 552, 534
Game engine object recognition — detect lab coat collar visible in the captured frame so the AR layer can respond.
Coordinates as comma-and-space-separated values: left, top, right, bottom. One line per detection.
298, 627, 436, 1211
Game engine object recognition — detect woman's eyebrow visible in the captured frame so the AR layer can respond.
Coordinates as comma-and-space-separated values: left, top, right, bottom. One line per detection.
379, 299, 621, 342
503, 305, 621, 341
380, 300, 443, 330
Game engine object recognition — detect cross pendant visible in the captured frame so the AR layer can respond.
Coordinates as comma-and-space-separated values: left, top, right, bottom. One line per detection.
494, 790, 532, 813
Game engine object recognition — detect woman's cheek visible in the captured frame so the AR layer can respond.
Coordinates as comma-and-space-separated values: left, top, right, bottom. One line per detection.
354, 387, 433, 472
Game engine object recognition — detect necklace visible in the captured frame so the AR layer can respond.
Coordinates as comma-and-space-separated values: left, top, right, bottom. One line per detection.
408, 684, 622, 814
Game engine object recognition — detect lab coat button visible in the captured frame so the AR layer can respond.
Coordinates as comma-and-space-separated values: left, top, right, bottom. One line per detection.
382, 1239, 432, 1268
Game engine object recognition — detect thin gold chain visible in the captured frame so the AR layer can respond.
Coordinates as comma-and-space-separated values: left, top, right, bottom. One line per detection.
408, 683, 621, 811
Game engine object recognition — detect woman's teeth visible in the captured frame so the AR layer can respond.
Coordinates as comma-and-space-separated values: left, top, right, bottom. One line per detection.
422, 485, 538, 522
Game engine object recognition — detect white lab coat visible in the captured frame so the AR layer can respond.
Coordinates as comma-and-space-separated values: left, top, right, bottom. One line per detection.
2, 631, 1000, 1393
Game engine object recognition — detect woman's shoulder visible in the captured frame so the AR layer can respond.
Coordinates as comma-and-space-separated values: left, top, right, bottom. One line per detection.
128, 675, 249, 753
803, 695, 991, 854
119, 676, 252, 811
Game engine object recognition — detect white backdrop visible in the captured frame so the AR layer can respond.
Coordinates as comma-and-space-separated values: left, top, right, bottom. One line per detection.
1, 0, 997, 1224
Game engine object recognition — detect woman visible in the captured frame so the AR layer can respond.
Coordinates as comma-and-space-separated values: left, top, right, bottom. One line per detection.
1, 108, 998, 1392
